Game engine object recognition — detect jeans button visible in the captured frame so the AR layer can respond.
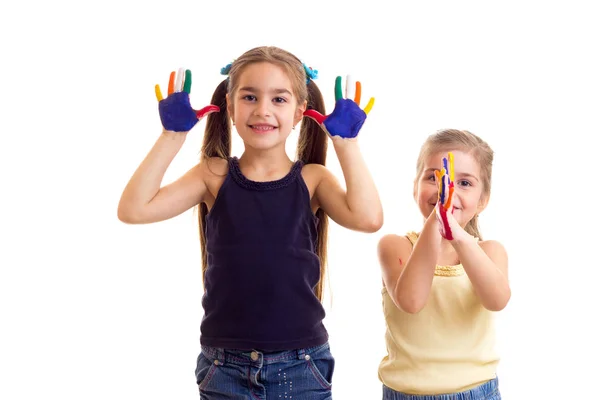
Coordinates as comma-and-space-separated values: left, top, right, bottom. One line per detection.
250, 351, 259, 361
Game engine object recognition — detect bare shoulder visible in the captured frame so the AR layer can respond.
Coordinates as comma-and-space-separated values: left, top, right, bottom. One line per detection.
378, 233, 413, 293
199, 156, 228, 177
479, 239, 508, 257
184, 156, 228, 186
199, 157, 229, 206
301, 162, 328, 180
300, 162, 329, 197
378, 233, 412, 259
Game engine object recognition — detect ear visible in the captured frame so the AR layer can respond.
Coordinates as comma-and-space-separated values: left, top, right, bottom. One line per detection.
413, 179, 418, 202
294, 100, 307, 126
477, 194, 490, 214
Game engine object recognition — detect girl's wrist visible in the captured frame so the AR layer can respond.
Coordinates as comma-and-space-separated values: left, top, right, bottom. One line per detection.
424, 211, 443, 241
449, 231, 475, 249
160, 129, 188, 142
331, 135, 359, 149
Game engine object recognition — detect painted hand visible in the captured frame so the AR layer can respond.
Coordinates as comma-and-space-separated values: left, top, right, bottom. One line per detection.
303, 76, 374, 139
435, 153, 455, 240
155, 68, 219, 132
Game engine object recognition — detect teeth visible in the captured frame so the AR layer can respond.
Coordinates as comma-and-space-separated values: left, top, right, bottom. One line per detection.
252, 125, 273, 130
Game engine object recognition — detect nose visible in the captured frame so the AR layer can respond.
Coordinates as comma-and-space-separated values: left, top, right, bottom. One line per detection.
253, 99, 271, 117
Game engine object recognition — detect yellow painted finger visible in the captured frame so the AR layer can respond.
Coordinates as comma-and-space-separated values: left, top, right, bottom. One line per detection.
363, 97, 375, 115
155, 84, 163, 101
448, 152, 455, 181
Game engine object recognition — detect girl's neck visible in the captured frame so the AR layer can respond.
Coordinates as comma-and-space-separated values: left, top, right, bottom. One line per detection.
238, 146, 293, 181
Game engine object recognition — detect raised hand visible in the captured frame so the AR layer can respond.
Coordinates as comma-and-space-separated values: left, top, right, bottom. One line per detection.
155, 68, 219, 132
435, 152, 455, 240
303, 75, 374, 139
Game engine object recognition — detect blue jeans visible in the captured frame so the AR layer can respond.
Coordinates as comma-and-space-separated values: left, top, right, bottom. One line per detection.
195, 342, 335, 399
383, 377, 501, 400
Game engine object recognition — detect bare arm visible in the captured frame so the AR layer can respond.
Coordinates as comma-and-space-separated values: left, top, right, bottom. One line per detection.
117, 130, 207, 224
378, 233, 413, 311
394, 211, 441, 313
314, 137, 383, 232
453, 238, 511, 311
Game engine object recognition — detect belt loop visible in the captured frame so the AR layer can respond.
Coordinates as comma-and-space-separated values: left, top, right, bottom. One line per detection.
296, 348, 305, 360
217, 348, 225, 364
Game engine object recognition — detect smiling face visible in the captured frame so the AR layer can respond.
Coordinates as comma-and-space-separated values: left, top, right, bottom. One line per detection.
415, 149, 489, 227
226, 62, 306, 152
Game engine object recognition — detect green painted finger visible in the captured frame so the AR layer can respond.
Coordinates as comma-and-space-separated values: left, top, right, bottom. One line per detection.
335, 76, 343, 101
183, 69, 192, 93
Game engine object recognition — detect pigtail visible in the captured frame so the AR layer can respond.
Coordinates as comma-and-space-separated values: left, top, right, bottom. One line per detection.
201, 79, 231, 161
198, 79, 231, 287
297, 80, 329, 301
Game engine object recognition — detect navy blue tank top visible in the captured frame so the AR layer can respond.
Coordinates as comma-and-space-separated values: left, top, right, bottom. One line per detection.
200, 157, 328, 351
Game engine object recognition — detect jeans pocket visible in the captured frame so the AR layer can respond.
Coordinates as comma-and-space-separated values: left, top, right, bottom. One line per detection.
306, 347, 335, 390
195, 352, 218, 391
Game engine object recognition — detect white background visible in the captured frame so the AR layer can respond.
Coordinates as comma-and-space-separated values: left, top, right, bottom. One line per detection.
1, 1, 599, 399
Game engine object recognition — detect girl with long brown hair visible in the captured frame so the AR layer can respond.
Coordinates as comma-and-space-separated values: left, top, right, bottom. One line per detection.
118, 46, 382, 399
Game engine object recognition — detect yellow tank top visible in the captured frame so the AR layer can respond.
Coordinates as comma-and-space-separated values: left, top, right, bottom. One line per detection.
378, 231, 499, 395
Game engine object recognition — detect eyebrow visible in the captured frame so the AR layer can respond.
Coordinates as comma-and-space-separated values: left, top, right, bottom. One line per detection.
423, 167, 480, 182
238, 86, 292, 96
456, 172, 480, 182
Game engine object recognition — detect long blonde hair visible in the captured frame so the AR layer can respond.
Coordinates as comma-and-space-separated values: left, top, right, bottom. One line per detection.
197, 46, 329, 301
415, 129, 494, 239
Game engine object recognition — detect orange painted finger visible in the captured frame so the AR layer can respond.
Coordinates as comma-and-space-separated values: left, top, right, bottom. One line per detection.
444, 186, 454, 210
354, 81, 362, 104
167, 71, 175, 95
435, 169, 444, 180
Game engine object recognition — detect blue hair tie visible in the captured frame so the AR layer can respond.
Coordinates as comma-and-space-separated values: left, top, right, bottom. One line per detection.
220, 62, 232, 75
303, 63, 318, 84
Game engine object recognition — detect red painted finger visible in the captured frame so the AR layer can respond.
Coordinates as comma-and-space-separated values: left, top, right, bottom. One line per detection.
196, 105, 220, 119
303, 109, 326, 125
